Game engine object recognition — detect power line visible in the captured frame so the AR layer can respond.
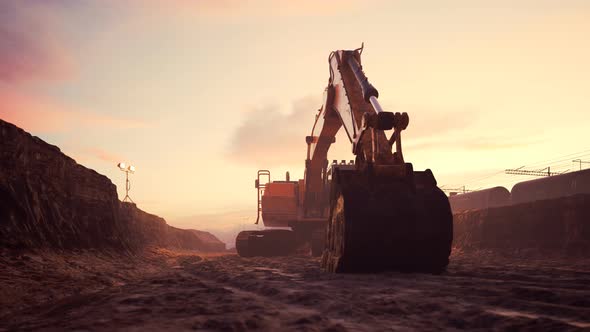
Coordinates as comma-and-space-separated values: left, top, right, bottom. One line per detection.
502, 149, 590, 178
544, 162, 575, 172
522, 150, 590, 169
505, 166, 565, 177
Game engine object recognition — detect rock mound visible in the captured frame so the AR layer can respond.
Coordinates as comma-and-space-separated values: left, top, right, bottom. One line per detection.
189, 229, 226, 252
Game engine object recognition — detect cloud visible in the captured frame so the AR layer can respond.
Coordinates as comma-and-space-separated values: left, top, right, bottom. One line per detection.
148, 0, 362, 18
407, 136, 540, 152
63, 146, 125, 166
227, 96, 321, 167
0, 1, 73, 83
0, 89, 149, 134
460, 137, 540, 150
227, 94, 540, 170
398, 105, 479, 140
393, 104, 541, 152
84, 147, 125, 164
227, 98, 493, 166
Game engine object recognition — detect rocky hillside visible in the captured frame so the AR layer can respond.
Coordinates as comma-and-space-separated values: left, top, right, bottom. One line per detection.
189, 229, 226, 252
453, 194, 590, 255
0, 119, 224, 252
119, 204, 225, 251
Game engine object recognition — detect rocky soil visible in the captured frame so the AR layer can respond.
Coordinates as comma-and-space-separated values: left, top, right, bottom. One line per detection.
1, 249, 589, 332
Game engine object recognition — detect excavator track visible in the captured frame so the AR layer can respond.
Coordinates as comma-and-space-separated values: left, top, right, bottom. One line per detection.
311, 229, 325, 257
321, 167, 453, 273
235, 229, 296, 257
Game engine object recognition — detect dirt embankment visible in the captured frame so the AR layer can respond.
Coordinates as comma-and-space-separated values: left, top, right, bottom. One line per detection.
0, 119, 224, 252
453, 194, 590, 255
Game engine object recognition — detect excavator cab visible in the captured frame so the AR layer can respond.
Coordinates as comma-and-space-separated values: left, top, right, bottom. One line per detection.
259, 173, 298, 227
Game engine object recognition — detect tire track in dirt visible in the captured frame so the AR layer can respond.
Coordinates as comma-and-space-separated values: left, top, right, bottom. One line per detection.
184, 254, 590, 331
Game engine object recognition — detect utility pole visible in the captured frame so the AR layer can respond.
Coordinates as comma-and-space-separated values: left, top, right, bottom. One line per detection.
572, 159, 590, 171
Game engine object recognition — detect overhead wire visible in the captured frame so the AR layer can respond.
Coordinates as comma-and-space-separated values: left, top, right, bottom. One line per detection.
519, 149, 590, 169
446, 148, 590, 190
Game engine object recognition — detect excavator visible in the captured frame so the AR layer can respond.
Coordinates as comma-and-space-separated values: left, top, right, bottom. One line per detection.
236, 45, 453, 273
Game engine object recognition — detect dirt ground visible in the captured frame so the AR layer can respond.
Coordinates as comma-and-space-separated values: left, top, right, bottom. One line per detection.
1, 248, 589, 332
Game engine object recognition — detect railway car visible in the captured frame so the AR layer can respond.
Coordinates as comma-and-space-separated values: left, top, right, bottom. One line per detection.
448, 186, 511, 214
511, 168, 590, 205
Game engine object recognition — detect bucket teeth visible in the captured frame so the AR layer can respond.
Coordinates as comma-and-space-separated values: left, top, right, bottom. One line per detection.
321, 169, 453, 273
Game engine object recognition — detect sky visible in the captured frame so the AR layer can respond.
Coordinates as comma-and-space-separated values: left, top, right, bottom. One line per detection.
1, 0, 590, 239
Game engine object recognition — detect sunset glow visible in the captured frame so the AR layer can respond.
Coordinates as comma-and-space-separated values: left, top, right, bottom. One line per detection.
2, 0, 589, 236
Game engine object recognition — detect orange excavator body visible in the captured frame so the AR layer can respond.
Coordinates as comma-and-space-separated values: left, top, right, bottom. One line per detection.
260, 181, 298, 227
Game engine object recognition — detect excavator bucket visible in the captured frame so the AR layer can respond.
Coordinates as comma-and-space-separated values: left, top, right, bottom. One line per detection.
321, 166, 453, 273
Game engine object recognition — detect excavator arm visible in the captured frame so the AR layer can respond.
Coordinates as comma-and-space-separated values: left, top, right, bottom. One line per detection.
306, 46, 453, 273
304, 46, 409, 218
